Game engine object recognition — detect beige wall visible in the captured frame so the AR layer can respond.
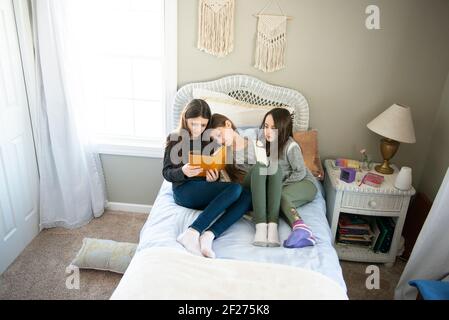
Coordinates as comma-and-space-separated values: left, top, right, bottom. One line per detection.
419, 73, 449, 201
103, 0, 449, 205
178, 0, 449, 187
101, 155, 163, 205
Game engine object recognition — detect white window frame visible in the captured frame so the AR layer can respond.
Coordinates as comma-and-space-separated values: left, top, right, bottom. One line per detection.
94, 0, 178, 159
16, 0, 176, 160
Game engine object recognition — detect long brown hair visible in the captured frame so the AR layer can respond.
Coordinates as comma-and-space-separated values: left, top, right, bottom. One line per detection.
166, 99, 212, 150
261, 108, 293, 157
210, 114, 245, 182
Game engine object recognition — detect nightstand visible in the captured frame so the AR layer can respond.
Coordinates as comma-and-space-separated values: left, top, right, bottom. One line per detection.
324, 159, 416, 266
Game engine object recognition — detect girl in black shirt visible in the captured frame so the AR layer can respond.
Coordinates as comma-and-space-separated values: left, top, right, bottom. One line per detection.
162, 99, 251, 258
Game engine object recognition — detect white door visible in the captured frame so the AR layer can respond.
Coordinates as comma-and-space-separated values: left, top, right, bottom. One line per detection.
0, 0, 39, 274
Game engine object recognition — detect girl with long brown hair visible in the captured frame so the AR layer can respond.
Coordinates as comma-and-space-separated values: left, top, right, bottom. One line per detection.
209, 113, 284, 247
261, 108, 318, 248
163, 99, 251, 258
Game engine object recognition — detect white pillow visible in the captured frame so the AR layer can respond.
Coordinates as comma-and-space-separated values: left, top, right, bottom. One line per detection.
71, 238, 137, 274
193, 88, 294, 128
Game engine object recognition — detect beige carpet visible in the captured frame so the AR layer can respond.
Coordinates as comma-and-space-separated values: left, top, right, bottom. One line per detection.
0, 211, 146, 300
0, 211, 405, 300
341, 259, 406, 299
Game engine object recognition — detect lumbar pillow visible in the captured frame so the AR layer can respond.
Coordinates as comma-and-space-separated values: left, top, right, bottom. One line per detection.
293, 129, 324, 181
71, 238, 137, 274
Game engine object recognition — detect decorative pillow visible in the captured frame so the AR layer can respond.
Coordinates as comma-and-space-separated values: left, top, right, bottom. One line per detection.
71, 238, 137, 274
193, 88, 295, 128
293, 129, 324, 181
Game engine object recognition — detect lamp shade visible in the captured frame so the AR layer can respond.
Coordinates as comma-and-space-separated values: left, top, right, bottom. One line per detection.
367, 104, 416, 143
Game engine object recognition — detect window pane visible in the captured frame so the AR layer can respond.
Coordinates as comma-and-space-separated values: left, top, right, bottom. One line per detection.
98, 9, 162, 57
99, 14, 134, 56
103, 98, 134, 136
130, 12, 162, 57
101, 57, 133, 99
134, 100, 165, 139
133, 58, 163, 101
92, 0, 130, 12
131, 0, 162, 13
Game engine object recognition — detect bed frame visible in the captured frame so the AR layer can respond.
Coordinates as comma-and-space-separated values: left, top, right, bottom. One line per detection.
172, 75, 310, 132
111, 77, 349, 298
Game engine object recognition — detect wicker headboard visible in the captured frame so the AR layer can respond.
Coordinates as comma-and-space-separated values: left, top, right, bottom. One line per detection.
172, 75, 309, 132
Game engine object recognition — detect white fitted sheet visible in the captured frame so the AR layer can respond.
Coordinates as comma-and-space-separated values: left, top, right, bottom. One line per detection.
138, 180, 346, 290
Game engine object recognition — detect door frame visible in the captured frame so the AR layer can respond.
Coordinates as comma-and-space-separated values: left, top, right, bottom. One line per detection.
12, 0, 41, 231
0, 0, 40, 274
12, 0, 40, 179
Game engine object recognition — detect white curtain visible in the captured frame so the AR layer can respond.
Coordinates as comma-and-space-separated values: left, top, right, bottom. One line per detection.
32, 0, 107, 229
395, 167, 449, 299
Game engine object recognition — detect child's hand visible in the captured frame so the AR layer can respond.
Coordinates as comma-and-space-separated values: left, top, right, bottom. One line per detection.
206, 169, 219, 182
182, 163, 203, 177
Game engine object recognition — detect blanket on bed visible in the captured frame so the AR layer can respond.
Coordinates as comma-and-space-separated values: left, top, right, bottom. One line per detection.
110, 247, 348, 300
137, 181, 346, 290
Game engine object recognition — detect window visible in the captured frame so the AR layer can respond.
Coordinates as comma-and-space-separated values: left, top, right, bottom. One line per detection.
64, 0, 176, 157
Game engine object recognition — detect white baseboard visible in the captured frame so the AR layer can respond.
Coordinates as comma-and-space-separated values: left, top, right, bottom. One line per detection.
106, 202, 152, 214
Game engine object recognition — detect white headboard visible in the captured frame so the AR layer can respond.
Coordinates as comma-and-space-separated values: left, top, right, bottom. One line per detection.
172, 75, 310, 132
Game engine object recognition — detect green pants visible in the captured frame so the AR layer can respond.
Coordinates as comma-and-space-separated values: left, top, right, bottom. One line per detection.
280, 180, 317, 227
242, 163, 283, 224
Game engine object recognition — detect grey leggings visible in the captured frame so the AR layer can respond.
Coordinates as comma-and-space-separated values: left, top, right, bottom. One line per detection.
241, 163, 283, 224
280, 179, 317, 227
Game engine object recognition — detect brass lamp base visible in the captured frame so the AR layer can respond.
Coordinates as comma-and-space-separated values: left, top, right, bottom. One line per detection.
374, 138, 400, 175
375, 162, 395, 175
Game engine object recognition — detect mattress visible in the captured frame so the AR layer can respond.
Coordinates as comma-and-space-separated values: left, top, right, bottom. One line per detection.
111, 247, 348, 300
138, 180, 346, 290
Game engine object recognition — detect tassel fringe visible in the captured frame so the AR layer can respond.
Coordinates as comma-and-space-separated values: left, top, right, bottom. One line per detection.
197, 0, 235, 57
254, 15, 287, 73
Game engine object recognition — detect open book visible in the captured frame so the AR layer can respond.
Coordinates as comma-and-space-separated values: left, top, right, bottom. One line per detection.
189, 146, 226, 177
253, 140, 268, 166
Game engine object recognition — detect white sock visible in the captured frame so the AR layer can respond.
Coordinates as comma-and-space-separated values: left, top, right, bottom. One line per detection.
267, 222, 280, 247
253, 223, 268, 246
200, 231, 216, 259
177, 228, 202, 256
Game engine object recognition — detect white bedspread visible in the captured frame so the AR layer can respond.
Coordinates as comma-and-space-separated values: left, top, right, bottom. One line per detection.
111, 247, 348, 300
137, 180, 346, 291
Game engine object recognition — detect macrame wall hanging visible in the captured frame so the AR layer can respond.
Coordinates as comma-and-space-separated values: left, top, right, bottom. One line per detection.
197, 0, 235, 57
254, 0, 292, 72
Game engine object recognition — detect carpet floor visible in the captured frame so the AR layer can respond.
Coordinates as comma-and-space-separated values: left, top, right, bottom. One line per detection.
0, 211, 405, 300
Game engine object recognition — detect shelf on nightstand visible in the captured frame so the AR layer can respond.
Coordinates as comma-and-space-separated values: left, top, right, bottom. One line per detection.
335, 243, 393, 263
336, 213, 397, 259
336, 208, 402, 217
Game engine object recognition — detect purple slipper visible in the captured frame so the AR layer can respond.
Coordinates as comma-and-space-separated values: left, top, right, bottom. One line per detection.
283, 220, 316, 249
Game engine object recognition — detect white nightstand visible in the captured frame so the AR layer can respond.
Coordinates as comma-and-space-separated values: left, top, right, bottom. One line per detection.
323, 159, 416, 266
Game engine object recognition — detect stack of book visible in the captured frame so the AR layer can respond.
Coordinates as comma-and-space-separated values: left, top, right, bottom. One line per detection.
337, 213, 396, 253
337, 214, 374, 247
372, 217, 396, 253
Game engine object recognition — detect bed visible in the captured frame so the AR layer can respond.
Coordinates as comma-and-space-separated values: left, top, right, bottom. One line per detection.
111, 75, 347, 300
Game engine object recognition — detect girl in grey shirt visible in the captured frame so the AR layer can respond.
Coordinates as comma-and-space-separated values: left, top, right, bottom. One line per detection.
262, 108, 318, 248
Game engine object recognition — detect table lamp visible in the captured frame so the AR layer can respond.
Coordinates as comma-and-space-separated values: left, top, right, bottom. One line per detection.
367, 104, 416, 174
